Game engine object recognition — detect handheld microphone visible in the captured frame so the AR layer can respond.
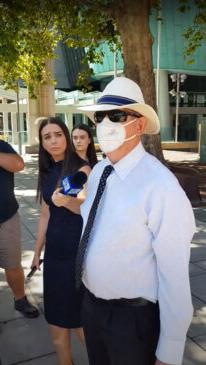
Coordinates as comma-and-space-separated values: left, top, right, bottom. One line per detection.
61, 171, 87, 197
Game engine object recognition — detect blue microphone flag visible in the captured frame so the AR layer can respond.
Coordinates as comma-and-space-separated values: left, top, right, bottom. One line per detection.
61, 171, 87, 196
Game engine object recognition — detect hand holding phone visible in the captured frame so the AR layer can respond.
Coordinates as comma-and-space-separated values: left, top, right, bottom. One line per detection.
26, 259, 44, 281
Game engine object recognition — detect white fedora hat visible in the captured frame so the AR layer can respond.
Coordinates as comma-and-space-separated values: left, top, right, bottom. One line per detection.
78, 77, 160, 134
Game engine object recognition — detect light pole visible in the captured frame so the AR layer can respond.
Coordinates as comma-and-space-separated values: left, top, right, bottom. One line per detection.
169, 73, 187, 142
174, 73, 180, 143
113, 47, 117, 78
156, 3, 162, 109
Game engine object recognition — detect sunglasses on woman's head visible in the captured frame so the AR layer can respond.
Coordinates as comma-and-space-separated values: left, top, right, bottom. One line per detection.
94, 109, 142, 124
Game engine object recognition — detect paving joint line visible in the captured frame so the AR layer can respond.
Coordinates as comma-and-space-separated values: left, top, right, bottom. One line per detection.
7, 351, 56, 365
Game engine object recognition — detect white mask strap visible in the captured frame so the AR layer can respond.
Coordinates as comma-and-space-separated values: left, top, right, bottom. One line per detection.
123, 118, 137, 127
124, 118, 138, 142
124, 134, 137, 142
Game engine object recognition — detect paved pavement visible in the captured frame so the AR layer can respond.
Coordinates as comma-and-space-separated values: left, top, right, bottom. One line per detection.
0, 151, 206, 365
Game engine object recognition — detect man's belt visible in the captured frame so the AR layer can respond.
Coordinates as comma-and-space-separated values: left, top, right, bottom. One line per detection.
86, 289, 154, 307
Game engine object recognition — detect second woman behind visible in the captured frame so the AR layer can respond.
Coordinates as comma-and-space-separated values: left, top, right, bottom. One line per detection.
32, 117, 91, 365
71, 124, 98, 168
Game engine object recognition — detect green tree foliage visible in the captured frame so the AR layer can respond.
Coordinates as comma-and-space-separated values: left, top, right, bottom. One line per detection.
0, 0, 159, 94
0, 1, 62, 93
179, 0, 206, 62
0, 0, 120, 93
0, 0, 164, 159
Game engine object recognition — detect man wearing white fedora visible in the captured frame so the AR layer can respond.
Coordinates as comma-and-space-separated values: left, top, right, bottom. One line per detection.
76, 77, 195, 365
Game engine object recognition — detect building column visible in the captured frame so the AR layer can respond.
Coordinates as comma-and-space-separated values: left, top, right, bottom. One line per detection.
65, 113, 73, 132
157, 70, 173, 140
11, 112, 18, 145
2, 98, 9, 139
199, 116, 206, 163
19, 113, 25, 143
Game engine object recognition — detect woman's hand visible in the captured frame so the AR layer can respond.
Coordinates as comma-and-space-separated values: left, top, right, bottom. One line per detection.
52, 188, 71, 208
31, 252, 41, 270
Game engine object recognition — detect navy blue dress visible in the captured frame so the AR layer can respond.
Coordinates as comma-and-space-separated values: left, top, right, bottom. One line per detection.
42, 160, 84, 328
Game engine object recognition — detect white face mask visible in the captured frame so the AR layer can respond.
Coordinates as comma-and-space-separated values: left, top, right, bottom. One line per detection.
96, 116, 137, 153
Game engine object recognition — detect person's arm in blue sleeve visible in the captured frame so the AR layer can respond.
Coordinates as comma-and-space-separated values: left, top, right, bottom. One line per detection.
0, 141, 24, 172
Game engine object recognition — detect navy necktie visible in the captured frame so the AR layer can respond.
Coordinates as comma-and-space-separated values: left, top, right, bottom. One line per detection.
75, 164, 114, 289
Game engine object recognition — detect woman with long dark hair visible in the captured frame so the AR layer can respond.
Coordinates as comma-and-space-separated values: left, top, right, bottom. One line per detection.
32, 117, 91, 365
71, 124, 98, 168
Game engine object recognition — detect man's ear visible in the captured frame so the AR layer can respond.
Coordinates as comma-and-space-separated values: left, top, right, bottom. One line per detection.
136, 117, 147, 135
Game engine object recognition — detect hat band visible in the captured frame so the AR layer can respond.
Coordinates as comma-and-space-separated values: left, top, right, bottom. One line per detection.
97, 94, 137, 106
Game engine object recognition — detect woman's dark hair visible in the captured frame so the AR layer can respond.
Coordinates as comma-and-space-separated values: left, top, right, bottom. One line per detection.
71, 124, 98, 168
37, 117, 85, 201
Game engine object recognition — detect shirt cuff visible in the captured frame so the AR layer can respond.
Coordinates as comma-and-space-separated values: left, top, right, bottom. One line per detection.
156, 335, 186, 364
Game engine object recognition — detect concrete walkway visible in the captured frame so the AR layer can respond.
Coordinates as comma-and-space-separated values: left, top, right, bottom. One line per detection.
0, 152, 206, 365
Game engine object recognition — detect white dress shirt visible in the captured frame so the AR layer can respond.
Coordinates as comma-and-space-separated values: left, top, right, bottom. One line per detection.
81, 142, 195, 365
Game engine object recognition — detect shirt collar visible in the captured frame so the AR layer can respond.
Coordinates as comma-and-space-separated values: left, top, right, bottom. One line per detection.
105, 142, 146, 180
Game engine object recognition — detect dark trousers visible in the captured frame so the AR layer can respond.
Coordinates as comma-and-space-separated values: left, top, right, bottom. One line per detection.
82, 289, 160, 365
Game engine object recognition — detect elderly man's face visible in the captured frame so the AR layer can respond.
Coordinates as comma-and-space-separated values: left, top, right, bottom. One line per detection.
93, 107, 147, 163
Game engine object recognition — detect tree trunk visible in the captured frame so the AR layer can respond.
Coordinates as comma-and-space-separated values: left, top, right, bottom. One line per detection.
39, 59, 55, 117
26, 89, 39, 146
112, 0, 164, 161
27, 59, 55, 150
